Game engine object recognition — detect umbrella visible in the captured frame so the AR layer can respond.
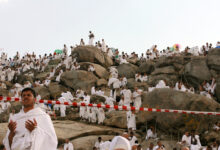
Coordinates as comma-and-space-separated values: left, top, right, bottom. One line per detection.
54, 49, 63, 54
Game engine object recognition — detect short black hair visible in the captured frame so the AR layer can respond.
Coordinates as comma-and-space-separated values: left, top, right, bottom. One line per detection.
21, 88, 36, 98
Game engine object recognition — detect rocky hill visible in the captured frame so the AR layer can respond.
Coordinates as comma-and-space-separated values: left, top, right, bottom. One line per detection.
0, 46, 220, 149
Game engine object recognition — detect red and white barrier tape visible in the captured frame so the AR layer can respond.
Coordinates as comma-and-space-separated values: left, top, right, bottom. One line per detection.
0, 96, 220, 116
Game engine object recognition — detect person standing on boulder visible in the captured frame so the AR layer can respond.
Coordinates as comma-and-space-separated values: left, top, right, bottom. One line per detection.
89, 31, 95, 46
3, 87, 58, 150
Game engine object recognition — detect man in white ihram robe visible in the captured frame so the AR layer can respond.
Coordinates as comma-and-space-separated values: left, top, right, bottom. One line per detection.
3, 88, 57, 150
133, 88, 142, 109
127, 110, 136, 130
58, 97, 66, 117
97, 104, 105, 124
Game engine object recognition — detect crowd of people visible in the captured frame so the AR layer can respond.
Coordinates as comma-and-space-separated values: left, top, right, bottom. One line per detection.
0, 31, 220, 150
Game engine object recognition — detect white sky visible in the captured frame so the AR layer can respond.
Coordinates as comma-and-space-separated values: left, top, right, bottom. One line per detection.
0, 0, 220, 58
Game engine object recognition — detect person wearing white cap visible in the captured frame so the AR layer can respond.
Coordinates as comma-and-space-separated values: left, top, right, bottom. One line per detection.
109, 136, 131, 150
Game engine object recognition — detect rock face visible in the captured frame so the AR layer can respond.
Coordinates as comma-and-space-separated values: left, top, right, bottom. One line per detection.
138, 61, 155, 74
137, 89, 220, 134
16, 74, 34, 85
48, 82, 69, 99
184, 57, 211, 86
34, 86, 50, 99
61, 70, 98, 93
151, 66, 177, 75
207, 48, 220, 71
127, 78, 148, 90
117, 63, 138, 78
79, 62, 109, 79
215, 78, 220, 103
104, 111, 127, 129
72, 46, 113, 68
0, 89, 9, 96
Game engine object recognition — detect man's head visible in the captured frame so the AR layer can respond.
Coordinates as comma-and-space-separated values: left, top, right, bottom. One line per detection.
149, 142, 154, 148
181, 147, 189, 150
98, 137, 102, 142
65, 139, 69, 143
21, 88, 36, 108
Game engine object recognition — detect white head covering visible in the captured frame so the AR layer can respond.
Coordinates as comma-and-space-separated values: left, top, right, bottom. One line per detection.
109, 136, 131, 150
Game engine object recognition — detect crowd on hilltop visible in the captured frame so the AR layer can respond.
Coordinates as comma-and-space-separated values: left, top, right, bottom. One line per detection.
0, 31, 220, 150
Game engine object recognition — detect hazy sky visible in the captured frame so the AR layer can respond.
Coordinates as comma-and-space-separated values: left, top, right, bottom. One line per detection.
0, 0, 220, 58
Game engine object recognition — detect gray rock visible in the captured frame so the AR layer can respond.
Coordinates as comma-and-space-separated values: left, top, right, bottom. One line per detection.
48, 82, 69, 99
72, 46, 113, 68
137, 89, 220, 134
117, 63, 138, 78
79, 62, 109, 79
96, 79, 107, 87
138, 61, 155, 74
151, 66, 177, 75
127, 78, 148, 90
48, 59, 61, 66
34, 86, 50, 99
184, 57, 211, 87
60, 70, 98, 93
104, 111, 127, 129
207, 48, 220, 71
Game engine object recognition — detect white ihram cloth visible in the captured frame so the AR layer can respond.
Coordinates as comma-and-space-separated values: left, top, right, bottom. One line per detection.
3, 107, 57, 150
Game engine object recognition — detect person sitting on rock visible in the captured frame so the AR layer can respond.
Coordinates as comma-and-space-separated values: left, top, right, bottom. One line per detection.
146, 142, 154, 150
120, 55, 129, 64
95, 137, 104, 150
88, 64, 95, 72
153, 141, 166, 150
71, 62, 80, 70
145, 126, 157, 141
64, 139, 74, 150
155, 80, 169, 89
135, 73, 142, 82
141, 73, 148, 82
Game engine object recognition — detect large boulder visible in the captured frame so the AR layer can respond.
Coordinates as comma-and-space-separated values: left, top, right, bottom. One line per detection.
96, 79, 107, 87
137, 89, 220, 134
60, 70, 98, 93
48, 82, 69, 99
35, 72, 49, 81
138, 61, 155, 74
207, 48, 220, 71
184, 57, 211, 87
90, 95, 106, 103
16, 74, 34, 85
0, 88, 9, 96
127, 78, 148, 90
215, 78, 220, 102
33, 86, 50, 99
79, 62, 109, 79
104, 111, 127, 129
155, 56, 187, 68
117, 63, 138, 78
151, 66, 177, 75
71, 46, 113, 68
